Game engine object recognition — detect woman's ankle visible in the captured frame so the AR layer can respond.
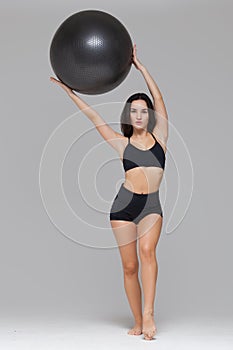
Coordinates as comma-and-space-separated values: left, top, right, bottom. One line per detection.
143, 308, 154, 316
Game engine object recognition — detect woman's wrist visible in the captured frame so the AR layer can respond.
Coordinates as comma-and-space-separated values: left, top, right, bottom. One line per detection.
139, 65, 147, 73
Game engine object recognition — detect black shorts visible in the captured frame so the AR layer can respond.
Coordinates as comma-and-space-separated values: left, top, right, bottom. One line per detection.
110, 183, 163, 225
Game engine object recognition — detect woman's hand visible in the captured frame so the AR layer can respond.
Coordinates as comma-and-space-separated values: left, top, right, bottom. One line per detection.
132, 44, 144, 71
50, 76, 74, 96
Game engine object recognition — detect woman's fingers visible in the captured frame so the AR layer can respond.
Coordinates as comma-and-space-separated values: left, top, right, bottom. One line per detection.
132, 44, 136, 58
50, 76, 60, 85
50, 76, 62, 85
50, 76, 73, 94
132, 49, 143, 71
132, 45, 140, 69
132, 44, 139, 64
133, 44, 137, 57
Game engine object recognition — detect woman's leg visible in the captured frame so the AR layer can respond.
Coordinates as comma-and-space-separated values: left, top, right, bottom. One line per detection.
137, 214, 163, 340
110, 220, 142, 335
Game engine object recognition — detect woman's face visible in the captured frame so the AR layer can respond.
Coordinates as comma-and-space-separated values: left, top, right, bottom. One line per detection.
130, 99, 149, 130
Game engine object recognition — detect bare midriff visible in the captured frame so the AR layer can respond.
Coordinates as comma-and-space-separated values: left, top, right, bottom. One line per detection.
123, 167, 164, 194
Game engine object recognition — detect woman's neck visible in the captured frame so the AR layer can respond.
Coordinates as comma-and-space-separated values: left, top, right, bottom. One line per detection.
132, 129, 149, 139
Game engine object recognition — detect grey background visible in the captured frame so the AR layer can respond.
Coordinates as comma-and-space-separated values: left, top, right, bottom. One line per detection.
0, 0, 232, 348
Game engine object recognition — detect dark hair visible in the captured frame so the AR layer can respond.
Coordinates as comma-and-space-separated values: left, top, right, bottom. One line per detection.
120, 92, 156, 137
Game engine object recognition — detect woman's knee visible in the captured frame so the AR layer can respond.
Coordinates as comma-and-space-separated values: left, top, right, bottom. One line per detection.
123, 261, 139, 275
139, 245, 155, 261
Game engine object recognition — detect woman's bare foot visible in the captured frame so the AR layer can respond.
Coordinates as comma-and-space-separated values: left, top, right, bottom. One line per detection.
127, 321, 142, 336
142, 310, 157, 340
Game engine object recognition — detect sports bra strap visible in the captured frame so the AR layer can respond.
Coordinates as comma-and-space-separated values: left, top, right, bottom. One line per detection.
128, 137, 130, 144
150, 132, 157, 141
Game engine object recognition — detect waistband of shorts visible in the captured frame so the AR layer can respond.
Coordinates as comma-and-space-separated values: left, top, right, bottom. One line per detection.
120, 183, 159, 197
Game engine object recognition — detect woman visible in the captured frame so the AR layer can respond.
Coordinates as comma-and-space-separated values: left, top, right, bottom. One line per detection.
50, 44, 168, 340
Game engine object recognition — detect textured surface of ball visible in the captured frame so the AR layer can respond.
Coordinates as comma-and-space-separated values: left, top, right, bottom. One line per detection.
49, 10, 133, 94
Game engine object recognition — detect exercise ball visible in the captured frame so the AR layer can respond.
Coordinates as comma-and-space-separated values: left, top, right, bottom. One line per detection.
49, 10, 133, 95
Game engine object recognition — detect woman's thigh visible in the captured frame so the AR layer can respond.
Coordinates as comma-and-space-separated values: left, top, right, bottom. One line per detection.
137, 213, 163, 256
110, 220, 138, 268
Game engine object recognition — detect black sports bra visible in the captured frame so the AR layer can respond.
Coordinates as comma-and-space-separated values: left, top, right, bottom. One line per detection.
123, 132, 166, 172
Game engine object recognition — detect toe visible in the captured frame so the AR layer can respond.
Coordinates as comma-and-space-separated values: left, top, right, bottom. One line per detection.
144, 332, 153, 340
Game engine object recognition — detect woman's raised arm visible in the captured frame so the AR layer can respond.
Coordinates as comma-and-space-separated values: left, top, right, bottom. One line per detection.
132, 45, 169, 144
49, 77, 125, 151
